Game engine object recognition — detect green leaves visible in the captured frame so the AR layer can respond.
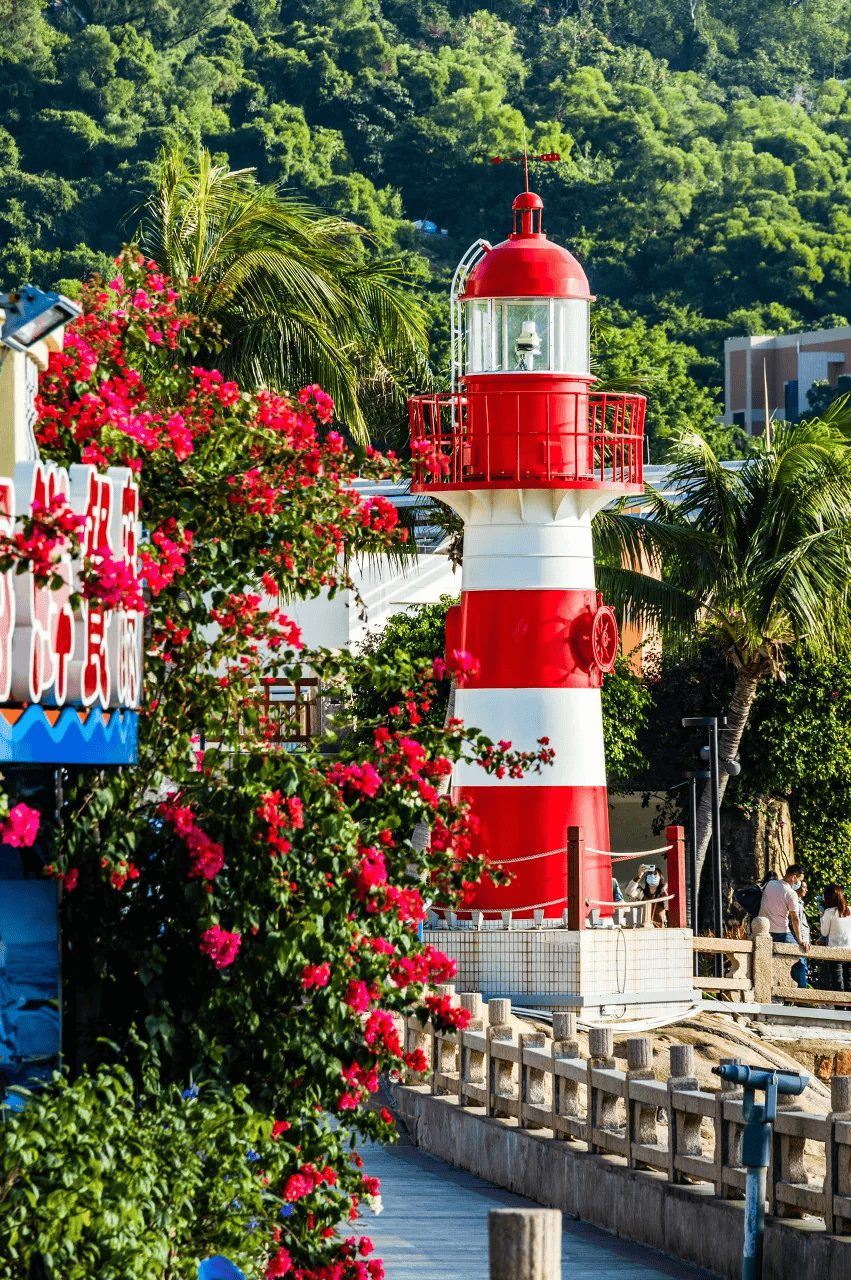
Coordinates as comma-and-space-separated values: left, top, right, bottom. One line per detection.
136, 146, 428, 441
597, 419, 851, 666
0, 1067, 315, 1279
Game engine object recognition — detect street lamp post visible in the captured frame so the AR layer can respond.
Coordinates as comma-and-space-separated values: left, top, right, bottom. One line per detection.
708, 715, 723, 947
682, 715, 741, 974
683, 769, 708, 973
683, 715, 726, 941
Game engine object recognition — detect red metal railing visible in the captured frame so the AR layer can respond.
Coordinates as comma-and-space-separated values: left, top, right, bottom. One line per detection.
409, 389, 645, 489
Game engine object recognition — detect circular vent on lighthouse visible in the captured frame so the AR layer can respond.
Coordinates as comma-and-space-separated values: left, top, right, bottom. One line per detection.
591, 605, 619, 673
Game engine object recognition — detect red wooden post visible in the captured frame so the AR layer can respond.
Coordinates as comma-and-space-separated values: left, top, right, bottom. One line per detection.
666, 825, 687, 928
567, 825, 585, 930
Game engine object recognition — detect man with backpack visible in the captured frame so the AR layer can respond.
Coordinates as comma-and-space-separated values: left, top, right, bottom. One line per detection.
759, 864, 810, 987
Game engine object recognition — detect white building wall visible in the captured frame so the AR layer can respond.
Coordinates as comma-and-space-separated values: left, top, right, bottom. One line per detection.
286, 551, 458, 651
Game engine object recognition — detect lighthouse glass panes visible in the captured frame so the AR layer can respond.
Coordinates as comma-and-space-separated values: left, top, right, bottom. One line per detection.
553, 299, 590, 374
463, 298, 589, 374
466, 301, 490, 374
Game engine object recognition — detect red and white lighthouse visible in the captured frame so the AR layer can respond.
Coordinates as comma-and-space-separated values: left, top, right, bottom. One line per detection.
410, 187, 646, 923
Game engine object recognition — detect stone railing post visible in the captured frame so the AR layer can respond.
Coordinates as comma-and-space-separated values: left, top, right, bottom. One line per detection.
460, 992, 485, 1107
587, 1025, 617, 1151
519, 1030, 548, 1130
713, 1057, 744, 1199
488, 1208, 562, 1280
826, 1075, 851, 1234
433, 983, 459, 1096
626, 1036, 657, 1169
770, 1085, 808, 1217
668, 1043, 701, 1184
406, 1011, 432, 1084
487, 998, 514, 1119
751, 917, 773, 1004
551, 1011, 581, 1136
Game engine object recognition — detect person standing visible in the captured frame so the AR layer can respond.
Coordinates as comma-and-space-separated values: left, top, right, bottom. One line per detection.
820, 884, 851, 994
759, 863, 810, 988
793, 877, 811, 988
643, 866, 668, 927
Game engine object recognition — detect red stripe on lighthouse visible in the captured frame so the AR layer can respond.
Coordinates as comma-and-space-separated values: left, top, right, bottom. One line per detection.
450, 785, 612, 918
459, 589, 603, 688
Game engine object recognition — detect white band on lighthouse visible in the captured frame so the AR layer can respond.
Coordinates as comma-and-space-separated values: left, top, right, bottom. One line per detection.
441, 488, 606, 593
453, 686, 606, 788
463, 538, 596, 591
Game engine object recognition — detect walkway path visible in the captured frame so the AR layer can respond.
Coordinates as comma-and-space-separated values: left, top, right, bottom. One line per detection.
360, 1120, 720, 1280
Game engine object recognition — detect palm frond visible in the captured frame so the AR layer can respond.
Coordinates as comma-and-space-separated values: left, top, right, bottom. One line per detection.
136, 146, 430, 441
596, 564, 703, 636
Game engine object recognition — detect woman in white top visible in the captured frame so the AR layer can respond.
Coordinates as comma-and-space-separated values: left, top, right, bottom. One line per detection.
820, 884, 851, 992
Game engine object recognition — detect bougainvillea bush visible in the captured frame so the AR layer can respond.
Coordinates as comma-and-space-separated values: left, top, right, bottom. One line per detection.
0, 254, 548, 1279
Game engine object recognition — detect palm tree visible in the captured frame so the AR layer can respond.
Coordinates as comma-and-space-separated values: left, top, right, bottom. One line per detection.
595, 408, 851, 898
135, 147, 428, 441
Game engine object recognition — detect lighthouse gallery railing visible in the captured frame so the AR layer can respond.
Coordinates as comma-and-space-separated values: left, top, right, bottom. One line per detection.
409, 389, 646, 489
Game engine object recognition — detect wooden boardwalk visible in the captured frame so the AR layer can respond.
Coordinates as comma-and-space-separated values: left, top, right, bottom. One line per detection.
360, 1122, 719, 1280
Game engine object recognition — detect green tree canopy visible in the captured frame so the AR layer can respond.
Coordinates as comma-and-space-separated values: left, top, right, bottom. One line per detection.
596, 413, 851, 894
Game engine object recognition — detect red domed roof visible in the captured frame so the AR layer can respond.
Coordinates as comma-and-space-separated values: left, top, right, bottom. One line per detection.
462, 190, 591, 301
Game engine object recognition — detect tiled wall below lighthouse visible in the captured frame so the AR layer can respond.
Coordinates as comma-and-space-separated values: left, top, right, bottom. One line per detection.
424, 926, 698, 1022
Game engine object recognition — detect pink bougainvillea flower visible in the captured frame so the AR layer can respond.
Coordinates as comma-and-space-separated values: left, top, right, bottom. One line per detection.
264, 1246, 293, 1277
0, 803, 40, 848
199, 924, 242, 968
301, 962, 331, 990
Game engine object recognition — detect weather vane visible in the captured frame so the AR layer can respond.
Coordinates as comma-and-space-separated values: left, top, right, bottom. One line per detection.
490, 132, 560, 191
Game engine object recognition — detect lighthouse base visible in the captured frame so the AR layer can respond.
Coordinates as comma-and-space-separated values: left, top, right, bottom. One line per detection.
424, 925, 699, 1023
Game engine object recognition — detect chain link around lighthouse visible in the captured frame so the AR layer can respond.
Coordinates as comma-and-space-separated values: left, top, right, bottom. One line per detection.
410, 183, 646, 925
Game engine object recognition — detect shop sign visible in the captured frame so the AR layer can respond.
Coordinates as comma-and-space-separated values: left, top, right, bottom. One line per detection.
0, 461, 142, 710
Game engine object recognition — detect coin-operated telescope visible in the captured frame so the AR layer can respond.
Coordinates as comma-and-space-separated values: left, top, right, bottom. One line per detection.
712, 1063, 808, 1280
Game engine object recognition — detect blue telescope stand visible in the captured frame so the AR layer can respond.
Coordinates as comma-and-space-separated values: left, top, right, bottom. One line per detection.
712, 1063, 808, 1280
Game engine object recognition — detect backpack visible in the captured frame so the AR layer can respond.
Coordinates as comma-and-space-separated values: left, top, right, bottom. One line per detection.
734, 884, 764, 920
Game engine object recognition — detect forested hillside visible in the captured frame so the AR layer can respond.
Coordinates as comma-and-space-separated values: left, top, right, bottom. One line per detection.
4, 0, 851, 451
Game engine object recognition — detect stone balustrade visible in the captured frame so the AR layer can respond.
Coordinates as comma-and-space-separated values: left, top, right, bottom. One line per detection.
694, 916, 851, 1006
398, 990, 851, 1235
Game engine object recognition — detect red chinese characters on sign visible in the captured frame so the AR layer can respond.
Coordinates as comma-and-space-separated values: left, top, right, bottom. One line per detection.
69, 467, 112, 707
10, 462, 75, 706
108, 470, 141, 708
0, 462, 143, 710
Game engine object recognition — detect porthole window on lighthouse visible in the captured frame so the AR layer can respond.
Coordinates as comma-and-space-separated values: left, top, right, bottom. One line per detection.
464, 297, 589, 374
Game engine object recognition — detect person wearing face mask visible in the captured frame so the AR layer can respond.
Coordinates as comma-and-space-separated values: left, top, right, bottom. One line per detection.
642, 866, 668, 926
625, 865, 667, 924
792, 877, 811, 988
759, 863, 810, 987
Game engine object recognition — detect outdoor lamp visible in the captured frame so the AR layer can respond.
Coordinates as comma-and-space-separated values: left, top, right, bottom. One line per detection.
515, 319, 541, 369
0, 286, 81, 351
699, 744, 740, 775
